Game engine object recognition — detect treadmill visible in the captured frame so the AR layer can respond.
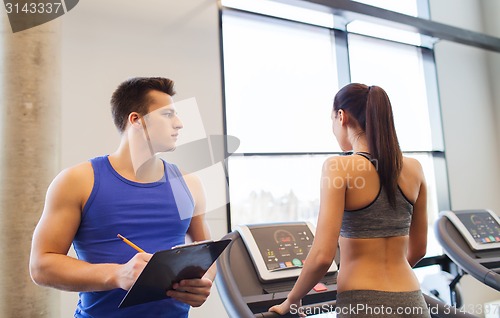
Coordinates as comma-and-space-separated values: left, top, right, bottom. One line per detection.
435, 210, 500, 298
217, 222, 478, 318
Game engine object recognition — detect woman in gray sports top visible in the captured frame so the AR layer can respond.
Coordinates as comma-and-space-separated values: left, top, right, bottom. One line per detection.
270, 83, 429, 317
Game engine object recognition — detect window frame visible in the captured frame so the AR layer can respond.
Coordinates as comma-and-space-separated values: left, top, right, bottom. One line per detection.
218, 0, 455, 271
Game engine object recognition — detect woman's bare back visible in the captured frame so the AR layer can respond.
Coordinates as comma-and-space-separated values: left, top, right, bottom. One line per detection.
336, 155, 425, 293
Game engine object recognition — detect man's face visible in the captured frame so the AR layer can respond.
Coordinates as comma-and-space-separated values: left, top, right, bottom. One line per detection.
141, 90, 183, 153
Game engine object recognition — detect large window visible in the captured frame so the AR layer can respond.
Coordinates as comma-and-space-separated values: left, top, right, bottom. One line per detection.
223, 11, 338, 153
221, 0, 448, 273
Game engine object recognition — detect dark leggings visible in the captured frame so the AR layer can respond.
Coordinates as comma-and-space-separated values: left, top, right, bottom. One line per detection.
335, 289, 431, 318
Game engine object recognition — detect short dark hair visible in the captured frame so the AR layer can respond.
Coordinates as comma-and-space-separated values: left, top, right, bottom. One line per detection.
110, 77, 176, 132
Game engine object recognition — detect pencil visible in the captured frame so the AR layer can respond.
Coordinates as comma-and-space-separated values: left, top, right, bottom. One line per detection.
117, 234, 146, 253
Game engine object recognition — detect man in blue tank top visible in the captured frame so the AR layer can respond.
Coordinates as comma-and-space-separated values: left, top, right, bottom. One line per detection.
29, 77, 215, 317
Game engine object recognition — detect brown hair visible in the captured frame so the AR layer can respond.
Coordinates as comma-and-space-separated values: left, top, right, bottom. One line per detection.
333, 83, 402, 206
110, 77, 176, 133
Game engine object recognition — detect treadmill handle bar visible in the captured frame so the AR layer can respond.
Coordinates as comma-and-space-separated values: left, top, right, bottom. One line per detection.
254, 301, 337, 318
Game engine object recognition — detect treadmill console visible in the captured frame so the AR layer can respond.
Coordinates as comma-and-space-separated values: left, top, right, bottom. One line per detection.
440, 209, 500, 251
237, 222, 338, 282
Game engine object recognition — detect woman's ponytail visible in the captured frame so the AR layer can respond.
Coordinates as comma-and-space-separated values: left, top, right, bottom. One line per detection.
365, 86, 402, 207
333, 83, 402, 207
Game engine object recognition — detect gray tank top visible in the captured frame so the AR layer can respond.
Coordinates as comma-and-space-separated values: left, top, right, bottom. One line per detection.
340, 153, 414, 239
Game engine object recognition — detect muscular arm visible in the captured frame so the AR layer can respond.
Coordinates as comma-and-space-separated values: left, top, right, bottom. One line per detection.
270, 157, 345, 314
184, 172, 214, 280
167, 171, 214, 307
407, 160, 428, 267
29, 164, 149, 292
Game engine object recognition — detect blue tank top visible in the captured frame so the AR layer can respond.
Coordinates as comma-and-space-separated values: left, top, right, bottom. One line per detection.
73, 156, 194, 318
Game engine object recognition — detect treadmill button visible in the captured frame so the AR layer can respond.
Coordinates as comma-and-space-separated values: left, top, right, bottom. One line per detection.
313, 283, 327, 292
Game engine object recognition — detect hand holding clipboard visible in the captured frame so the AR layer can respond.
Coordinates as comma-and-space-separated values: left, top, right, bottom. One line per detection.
116, 235, 231, 308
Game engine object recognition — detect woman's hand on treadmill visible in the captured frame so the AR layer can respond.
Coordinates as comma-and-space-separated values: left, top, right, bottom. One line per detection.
269, 298, 305, 317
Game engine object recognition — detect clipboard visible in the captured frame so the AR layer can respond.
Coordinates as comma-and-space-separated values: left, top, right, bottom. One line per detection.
118, 239, 231, 308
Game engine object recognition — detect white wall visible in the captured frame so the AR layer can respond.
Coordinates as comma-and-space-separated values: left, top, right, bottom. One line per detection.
481, 1, 500, 153
55, 0, 500, 316
59, 1, 229, 317
430, 0, 500, 213
429, 0, 500, 315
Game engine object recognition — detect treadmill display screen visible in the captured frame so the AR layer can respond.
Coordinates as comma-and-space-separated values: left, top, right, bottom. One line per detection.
249, 225, 313, 271
456, 212, 500, 245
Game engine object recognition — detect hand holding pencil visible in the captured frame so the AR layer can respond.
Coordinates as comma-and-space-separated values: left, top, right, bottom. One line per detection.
113, 234, 151, 290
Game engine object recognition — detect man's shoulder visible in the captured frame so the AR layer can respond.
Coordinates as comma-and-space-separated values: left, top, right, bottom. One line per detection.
55, 161, 94, 186
63, 155, 110, 177
163, 161, 200, 182
46, 160, 95, 200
